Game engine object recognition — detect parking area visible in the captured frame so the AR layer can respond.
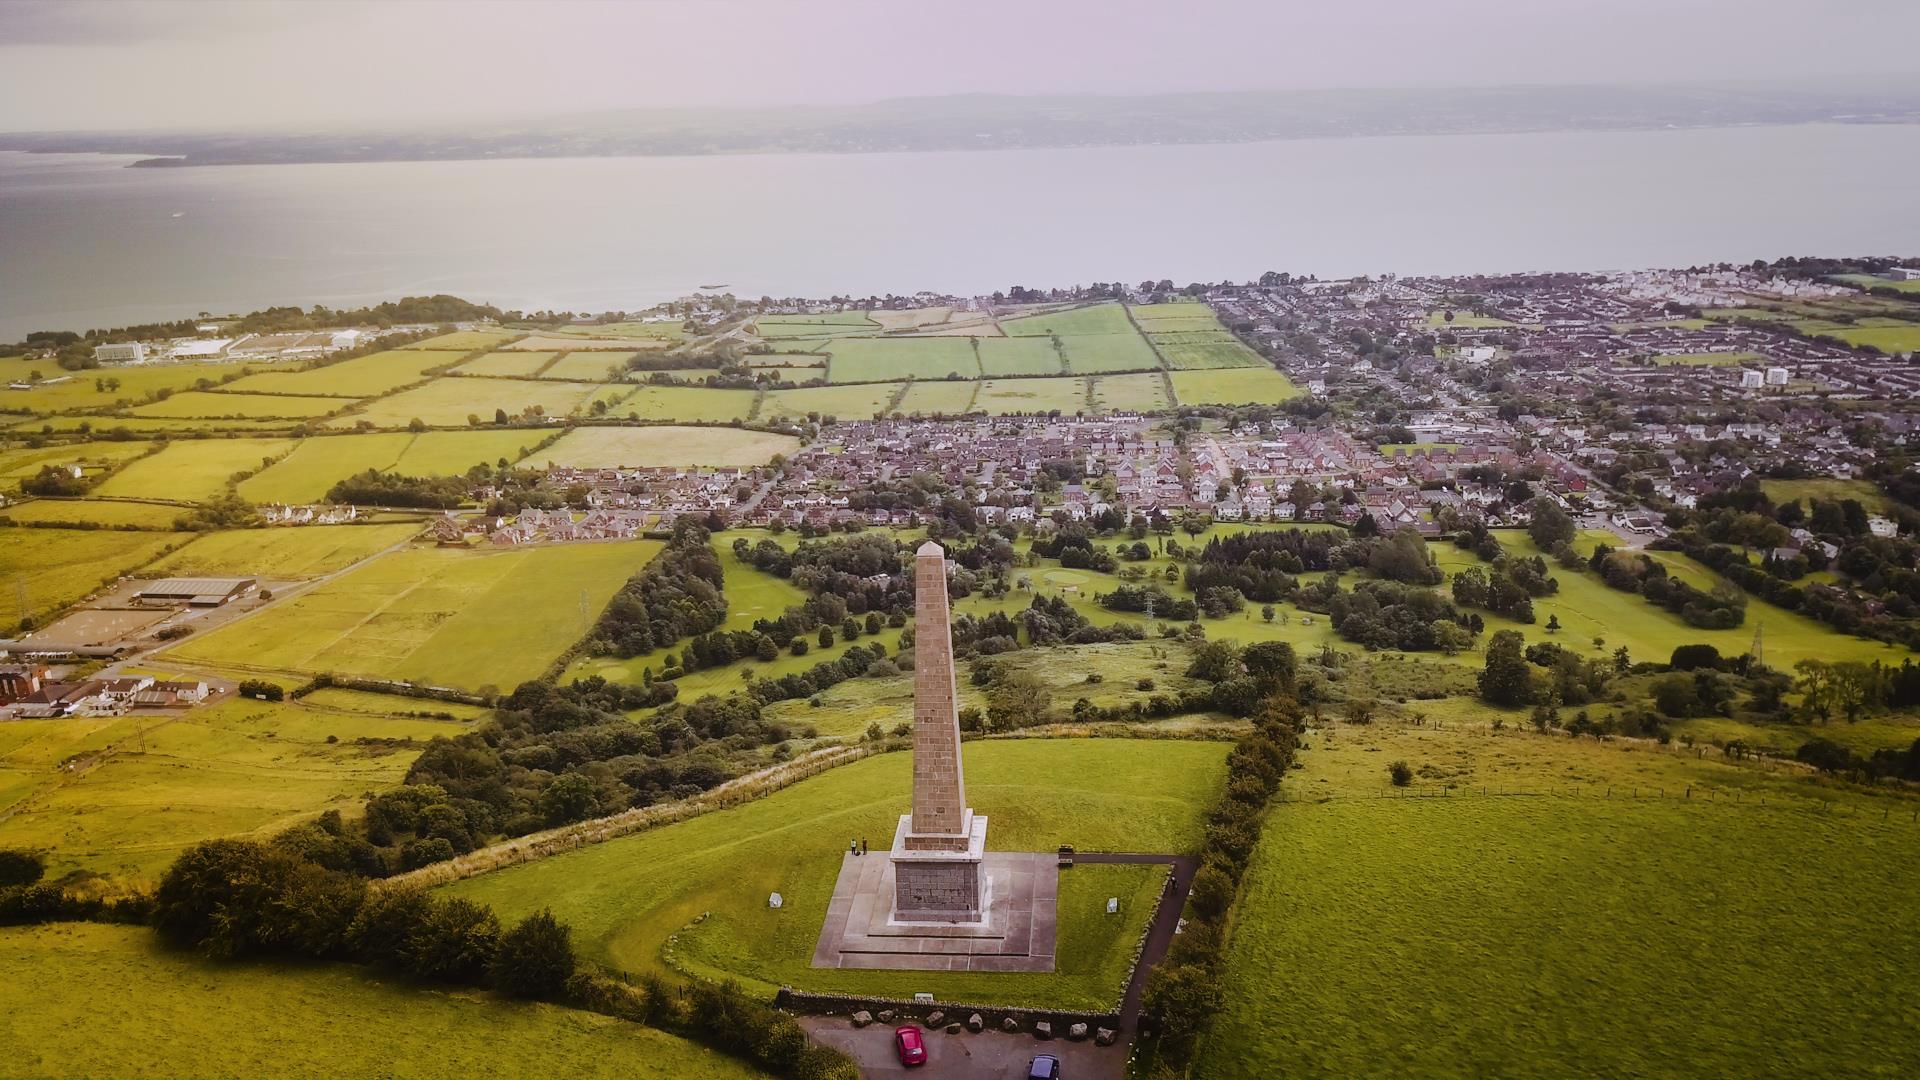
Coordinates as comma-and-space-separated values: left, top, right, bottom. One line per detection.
799, 1018, 1125, 1079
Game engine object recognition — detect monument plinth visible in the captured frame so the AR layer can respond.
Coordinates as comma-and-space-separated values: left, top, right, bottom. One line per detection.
811, 539, 1055, 973
889, 540, 988, 920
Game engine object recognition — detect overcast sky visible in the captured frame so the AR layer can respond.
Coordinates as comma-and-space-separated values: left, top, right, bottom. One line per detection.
3, 0, 1916, 132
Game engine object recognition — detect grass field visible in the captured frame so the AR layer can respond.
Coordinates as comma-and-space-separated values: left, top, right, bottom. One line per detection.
999, 303, 1133, 337
549, 321, 685, 342
0, 924, 762, 1079
541, 351, 636, 382
1168, 367, 1301, 405
1197, 720, 1920, 1078
754, 313, 880, 339
895, 379, 980, 415
455, 351, 556, 378
1058, 333, 1163, 374
0, 439, 157, 490
1088, 372, 1173, 412
974, 336, 1064, 376
332, 377, 601, 428
533, 426, 799, 468
1759, 477, 1892, 513
11, 415, 295, 434
405, 329, 519, 351
614, 386, 760, 424
226, 351, 467, 398
0, 498, 184, 529
1833, 273, 1920, 295
823, 337, 978, 383
0, 694, 471, 883
1426, 310, 1516, 328
92, 437, 296, 502
445, 739, 1228, 1008
973, 377, 1090, 414
0, 361, 253, 414
1813, 323, 1920, 355
0, 528, 187, 624
239, 430, 545, 504
167, 540, 659, 691
1155, 336, 1267, 369
126, 392, 352, 419
147, 524, 421, 579
761, 383, 902, 421
1649, 351, 1762, 366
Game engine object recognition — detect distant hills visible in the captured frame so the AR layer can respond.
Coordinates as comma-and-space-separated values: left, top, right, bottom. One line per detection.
4, 84, 1920, 167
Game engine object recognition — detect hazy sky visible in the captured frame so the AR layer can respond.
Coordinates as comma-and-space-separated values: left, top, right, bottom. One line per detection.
3, 0, 1916, 132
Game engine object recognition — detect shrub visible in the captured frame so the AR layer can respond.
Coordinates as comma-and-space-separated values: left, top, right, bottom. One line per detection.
492, 908, 575, 999
0, 849, 45, 887
238, 679, 284, 701
1389, 761, 1413, 787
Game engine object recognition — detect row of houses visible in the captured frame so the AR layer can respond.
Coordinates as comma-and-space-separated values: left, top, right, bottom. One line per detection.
0, 666, 209, 719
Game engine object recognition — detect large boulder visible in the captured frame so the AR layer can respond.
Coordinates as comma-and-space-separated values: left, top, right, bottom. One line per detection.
925, 1010, 945, 1028
945, 1023, 962, 1035
1095, 1027, 1118, 1046
1034, 1021, 1054, 1040
967, 1013, 985, 1033
1068, 1022, 1090, 1041
850, 1011, 873, 1028
876, 1009, 896, 1024
1001, 1017, 1020, 1033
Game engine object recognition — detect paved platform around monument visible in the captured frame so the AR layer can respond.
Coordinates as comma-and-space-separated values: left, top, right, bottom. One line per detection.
811, 851, 1058, 972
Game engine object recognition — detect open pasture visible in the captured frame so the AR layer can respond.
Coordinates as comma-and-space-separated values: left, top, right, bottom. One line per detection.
541, 351, 636, 382
1059, 333, 1162, 374
754, 313, 880, 339
0, 924, 758, 1079
1649, 351, 1762, 366
998, 302, 1133, 337
0, 498, 185, 529
147, 524, 421, 579
332, 377, 601, 428
0, 361, 253, 414
454, 351, 556, 377
1813, 323, 1920, 355
895, 379, 979, 415
13, 415, 294, 434
1426, 310, 1516, 328
1833, 273, 1920, 295
226, 350, 465, 398
0, 527, 187, 623
1154, 336, 1267, 369
549, 321, 685, 343
534, 425, 799, 469
93, 437, 296, 502
1198, 721, 1920, 1079
239, 430, 543, 504
1759, 476, 1891, 513
0, 439, 156, 490
444, 738, 1228, 1009
867, 307, 952, 330
1089, 372, 1172, 412
761, 383, 901, 421
1128, 301, 1219, 325
974, 336, 1064, 376
167, 540, 658, 691
614, 386, 760, 424
404, 329, 518, 351
973, 376, 1090, 414
821, 337, 978, 383
126, 391, 350, 419
1168, 367, 1301, 405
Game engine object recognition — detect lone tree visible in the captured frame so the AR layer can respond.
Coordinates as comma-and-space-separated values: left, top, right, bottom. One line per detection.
1478, 629, 1535, 707
491, 909, 575, 1000
1527, 498, 1576, 552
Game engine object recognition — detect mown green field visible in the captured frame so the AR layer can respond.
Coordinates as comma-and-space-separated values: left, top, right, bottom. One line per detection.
0, 361, 253, 414
1198, 720, 1920, 1079
974, 376, 1090, 414
541, 351, 635, 382
1088, 372, 1173, 412
823, 337, 978, 383
1649, 351, 1762, 367
999, 303, 1134, 337
0, 498, 184, 529
1059, 333, 1163, 374
533, 425, 798, 469
615, 386, 760, 424
333, 377, 601, 428
0, 694, 471, 883
405, 329, 520, 351
0, 527, 188, 624
0, 924, 762, 1080
0, 439, 157, 490
455, 350, 556, 377
226, 350, 468, 398
761, 383, 901, 421
238, 430, 546, 504
92, 437, 295, 502
1168, 367, 1300, 405
974, 336, 1064, 376
550, 320, 685, 342
445, 738, 1226, 1009
1759, 476, 1892, 513
1155, 337, 1267, 369
753, 313, 880, 339
1426, 310, 1516, 328
894, 379, 979, 415
126, 391, 351, 419
1814, 323, 1920, 354
167, 540, 659, 691
147, 524, 421, 579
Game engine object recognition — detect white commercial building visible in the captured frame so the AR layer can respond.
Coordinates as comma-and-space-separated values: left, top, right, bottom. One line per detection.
1766, 367, 1790, 386
1739, 369, 1764, 389
92, 342, 146, 364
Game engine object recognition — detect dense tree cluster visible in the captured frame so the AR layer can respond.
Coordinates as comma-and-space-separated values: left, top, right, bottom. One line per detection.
590, 522, 728, 658
1593, 547, 1746, 629
1296, 576, 1473, 652
325, 468, 470, 510
20, 464, 90, 496
1451, 553, 1556, 624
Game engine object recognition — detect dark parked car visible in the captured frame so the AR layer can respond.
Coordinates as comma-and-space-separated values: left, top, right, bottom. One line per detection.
1028, 1053, 1061, 1079
894, 1025, 928, 1067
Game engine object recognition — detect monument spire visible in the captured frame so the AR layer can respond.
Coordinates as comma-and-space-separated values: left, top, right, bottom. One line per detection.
910, 539, 968, 837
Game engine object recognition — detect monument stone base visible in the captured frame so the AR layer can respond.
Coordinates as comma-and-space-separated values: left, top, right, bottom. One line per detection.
810, 850, 1058, 973
888, 812, 989, 921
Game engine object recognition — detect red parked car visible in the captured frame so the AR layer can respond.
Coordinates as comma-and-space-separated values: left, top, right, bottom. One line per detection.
894, 1025, 928, 1067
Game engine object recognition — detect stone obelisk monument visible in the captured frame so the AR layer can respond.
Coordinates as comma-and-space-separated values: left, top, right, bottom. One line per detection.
888, 540, 988, 921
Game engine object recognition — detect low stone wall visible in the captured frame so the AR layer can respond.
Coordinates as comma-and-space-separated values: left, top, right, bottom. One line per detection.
776, 987, 1117, 1040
